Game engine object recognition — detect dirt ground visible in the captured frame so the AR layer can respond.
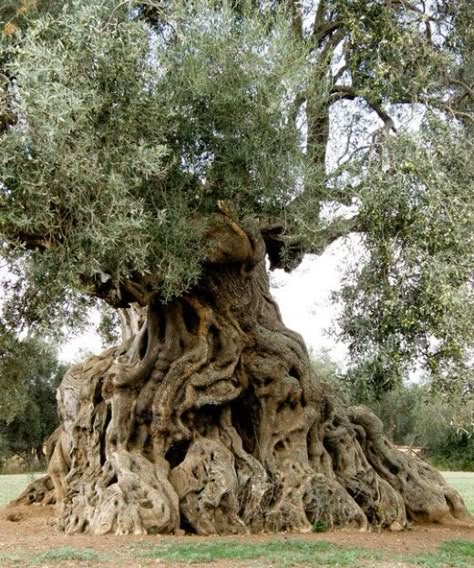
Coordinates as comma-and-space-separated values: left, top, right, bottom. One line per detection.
0, 504, 473, 567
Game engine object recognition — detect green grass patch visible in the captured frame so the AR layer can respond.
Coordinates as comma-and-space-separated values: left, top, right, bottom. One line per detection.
0, 473, 43, 507
442, 472, 474, 514
403, 539, 474, 568
137, 539, 474, 567
0, 546, 105, 566
31, 546, 104, 564
138, 539, 380, 567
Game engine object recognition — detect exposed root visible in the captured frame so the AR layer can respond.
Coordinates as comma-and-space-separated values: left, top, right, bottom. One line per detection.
8, 475, 55, 507
347, 406, 472, 524
61, 451, 179, 535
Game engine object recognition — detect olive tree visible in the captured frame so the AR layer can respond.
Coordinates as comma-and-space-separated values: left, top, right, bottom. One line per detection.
1, 0, 472, 535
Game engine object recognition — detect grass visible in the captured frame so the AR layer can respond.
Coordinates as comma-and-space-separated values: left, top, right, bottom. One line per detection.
0, 535, 471, 567
0, 547, 105, 566
403, 539, 474, 568
136, 539, 474, 567
138, 539, 380, 566
0, 473, 43, 507
443, 472, 474, 514
32, 546, 104, 564
0, 540, 472, 567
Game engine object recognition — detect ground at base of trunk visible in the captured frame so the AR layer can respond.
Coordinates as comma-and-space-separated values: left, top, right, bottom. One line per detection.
0, 504, 473, 568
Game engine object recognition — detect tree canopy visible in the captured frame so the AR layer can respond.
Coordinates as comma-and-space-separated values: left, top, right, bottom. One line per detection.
1, 0, 473, 393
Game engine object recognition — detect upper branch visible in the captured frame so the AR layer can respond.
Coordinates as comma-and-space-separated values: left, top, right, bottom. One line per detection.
261, 215, 363, 271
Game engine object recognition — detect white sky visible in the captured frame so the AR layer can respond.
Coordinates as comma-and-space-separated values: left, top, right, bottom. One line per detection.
271, 245, 349, 365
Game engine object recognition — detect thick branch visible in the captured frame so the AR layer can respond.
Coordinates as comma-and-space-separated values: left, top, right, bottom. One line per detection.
304, 215, 363, 255
314, 20, 344, 46
118, 306, 144, 342
261, 215, 362, 271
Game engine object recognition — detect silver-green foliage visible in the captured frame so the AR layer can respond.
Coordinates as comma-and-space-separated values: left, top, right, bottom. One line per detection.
0, 0, 311, 301
338, 120, 474, 394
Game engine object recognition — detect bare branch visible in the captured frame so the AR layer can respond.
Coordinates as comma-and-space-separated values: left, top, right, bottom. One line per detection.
299, 215, 363, 256
447, 78, 474, 101
330, 86, 397, 132
314, 19, 344, 46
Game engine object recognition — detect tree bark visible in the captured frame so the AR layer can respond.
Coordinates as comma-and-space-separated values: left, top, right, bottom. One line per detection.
20, 224, 472, 535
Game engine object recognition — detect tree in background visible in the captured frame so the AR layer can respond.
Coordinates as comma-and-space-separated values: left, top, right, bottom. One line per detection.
412, 390, 474, 471
0, 329, 64, 470
0, 0, 473, 535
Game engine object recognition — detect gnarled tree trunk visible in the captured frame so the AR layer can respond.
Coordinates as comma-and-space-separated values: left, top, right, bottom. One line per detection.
22, 221, 472, 535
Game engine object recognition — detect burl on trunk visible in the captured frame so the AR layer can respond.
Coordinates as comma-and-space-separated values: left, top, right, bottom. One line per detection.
13, 218, 471, 535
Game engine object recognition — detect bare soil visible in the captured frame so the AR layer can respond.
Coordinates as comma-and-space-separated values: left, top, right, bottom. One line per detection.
0, 504, 473, 567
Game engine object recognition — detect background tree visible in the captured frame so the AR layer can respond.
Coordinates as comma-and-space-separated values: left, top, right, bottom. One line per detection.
0, 328, 64, 470
0, 0, 473, 535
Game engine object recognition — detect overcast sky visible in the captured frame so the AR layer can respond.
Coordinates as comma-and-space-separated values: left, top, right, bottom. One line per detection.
271, 243, 350, 365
